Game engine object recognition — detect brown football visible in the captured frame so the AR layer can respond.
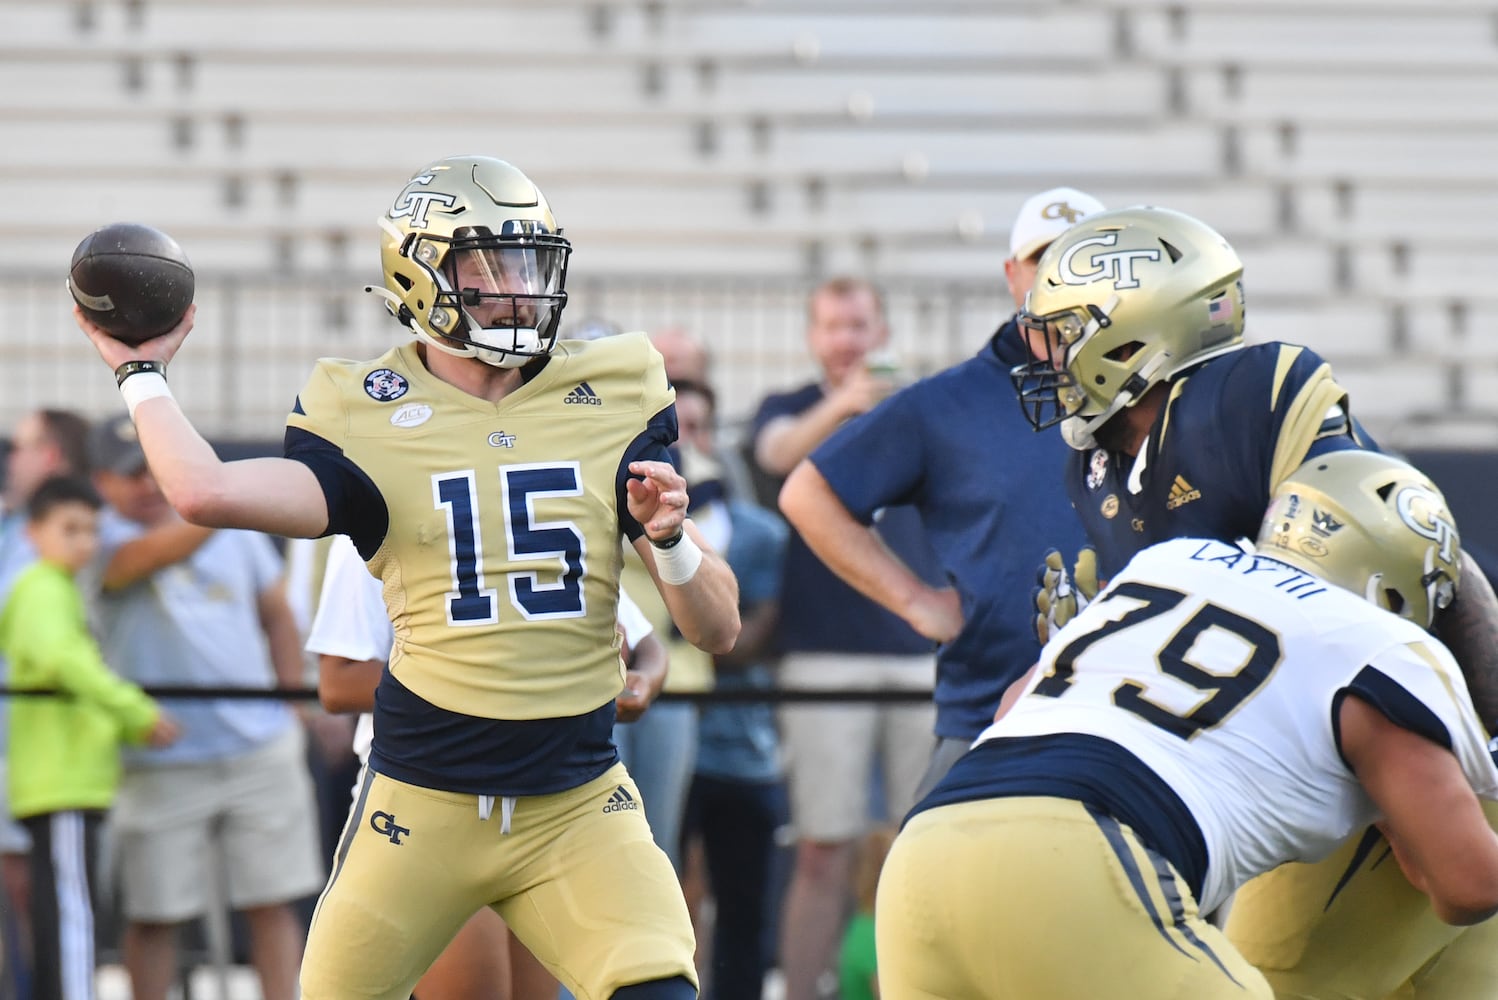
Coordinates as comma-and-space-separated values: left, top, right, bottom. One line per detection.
68, 223, 195, 346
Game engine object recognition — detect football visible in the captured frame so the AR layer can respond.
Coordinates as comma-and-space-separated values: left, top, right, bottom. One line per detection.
68, 222, 195, 346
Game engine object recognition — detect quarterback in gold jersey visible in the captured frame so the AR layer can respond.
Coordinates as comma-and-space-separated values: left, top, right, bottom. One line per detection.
76, 155, 740, 1000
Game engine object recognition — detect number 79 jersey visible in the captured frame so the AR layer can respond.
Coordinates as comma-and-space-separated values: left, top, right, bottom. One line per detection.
983, 536, 1498, 915
285, 333, 676, 722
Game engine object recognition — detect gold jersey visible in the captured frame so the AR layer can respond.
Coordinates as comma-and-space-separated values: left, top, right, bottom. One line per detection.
286, 333, 675, 721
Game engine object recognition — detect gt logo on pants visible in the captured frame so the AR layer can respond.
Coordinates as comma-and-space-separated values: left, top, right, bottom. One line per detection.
370, 811, 411, 845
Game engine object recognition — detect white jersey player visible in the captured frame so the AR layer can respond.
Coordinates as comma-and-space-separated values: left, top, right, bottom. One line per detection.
874, 450, 1498, 1000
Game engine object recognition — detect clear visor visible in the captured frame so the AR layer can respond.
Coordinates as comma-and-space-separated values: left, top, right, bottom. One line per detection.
444, 244, 567, 331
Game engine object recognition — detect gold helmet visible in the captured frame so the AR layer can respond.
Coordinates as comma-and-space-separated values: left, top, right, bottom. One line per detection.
1256, 451, 1460, 628
1011, 206, 1246, 449
368, 155, 571, 369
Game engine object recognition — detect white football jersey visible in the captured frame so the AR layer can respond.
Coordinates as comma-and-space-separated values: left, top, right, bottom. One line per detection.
982, 536, 1498, 913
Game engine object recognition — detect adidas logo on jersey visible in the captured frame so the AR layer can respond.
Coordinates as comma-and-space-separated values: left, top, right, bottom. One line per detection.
602, 785, 638, 813
564, 382, 603, 406
1166, 474, 1202, 510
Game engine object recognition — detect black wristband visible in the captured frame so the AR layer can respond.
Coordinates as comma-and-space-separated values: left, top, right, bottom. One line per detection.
115, 359, 166, 388
650, 527, 685, 550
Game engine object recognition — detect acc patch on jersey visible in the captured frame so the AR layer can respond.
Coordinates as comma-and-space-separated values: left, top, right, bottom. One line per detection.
364, 368, 410, 402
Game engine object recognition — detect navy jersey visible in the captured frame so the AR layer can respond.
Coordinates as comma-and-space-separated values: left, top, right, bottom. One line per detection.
1068, 342, 1375, 579
751, 384, 940, 656
811, 323, 1088, 739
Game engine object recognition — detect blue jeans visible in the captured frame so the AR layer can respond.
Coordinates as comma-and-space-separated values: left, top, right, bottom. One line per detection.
614, 702, 699, 872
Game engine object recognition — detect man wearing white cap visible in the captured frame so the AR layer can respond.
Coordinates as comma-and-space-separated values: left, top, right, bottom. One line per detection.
779, 183, 1106, 801
1004, 186, 1108, 312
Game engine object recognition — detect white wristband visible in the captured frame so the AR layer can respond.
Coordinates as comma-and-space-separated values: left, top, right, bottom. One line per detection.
652, 530, 703, 586
120, 371, 172, 418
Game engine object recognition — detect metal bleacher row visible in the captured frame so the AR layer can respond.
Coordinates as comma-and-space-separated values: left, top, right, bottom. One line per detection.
0, 0, 1495, 443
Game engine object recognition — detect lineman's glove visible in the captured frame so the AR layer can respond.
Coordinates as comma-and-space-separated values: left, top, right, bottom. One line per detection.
1032, 547, 1099, 646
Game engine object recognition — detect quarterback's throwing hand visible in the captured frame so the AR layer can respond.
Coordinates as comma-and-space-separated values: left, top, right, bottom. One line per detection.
1032, 547, 1099, 646
627, 460, 689, 542
75, 303, 195, 371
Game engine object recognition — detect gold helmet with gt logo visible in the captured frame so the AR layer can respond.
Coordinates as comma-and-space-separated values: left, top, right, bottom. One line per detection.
1257, 450, 1460, 629
1011, 206, 1246, 449
367, 155, 571, 369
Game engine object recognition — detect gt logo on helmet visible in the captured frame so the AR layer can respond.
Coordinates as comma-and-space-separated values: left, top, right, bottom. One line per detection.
1058, 233, 1162, 291
390, 174, 458, 229
1396, 485, 1458, 563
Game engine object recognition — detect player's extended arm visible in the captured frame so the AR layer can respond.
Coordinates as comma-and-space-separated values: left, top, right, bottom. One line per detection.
1339, 693, 1498, 925
78, 305, 330, 538
780, 460, 961, 643
1434, 550, 1498, 732
627, 460, 740, 655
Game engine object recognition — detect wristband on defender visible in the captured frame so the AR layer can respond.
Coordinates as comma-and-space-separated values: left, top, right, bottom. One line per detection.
651, 526, 703, 585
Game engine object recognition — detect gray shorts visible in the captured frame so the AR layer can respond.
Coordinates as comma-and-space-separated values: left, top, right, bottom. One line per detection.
112, 726, 325, 922
778, 652, 936, 842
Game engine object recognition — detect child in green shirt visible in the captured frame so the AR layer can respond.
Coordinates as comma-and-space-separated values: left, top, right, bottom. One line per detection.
1, 475, 178, 1000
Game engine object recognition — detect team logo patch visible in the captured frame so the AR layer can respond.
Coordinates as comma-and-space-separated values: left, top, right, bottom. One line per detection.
602, 785, 638, 813
1100, 494, 1120, 519
390, 403, 432, 428
488, 430, 517, 448
364, 369, 409, 402
1130, 517, 1146, 533
1086, 450, 1109, 491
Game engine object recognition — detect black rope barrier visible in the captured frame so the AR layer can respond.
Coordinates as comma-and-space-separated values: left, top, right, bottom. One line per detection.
0, 685, 935, 704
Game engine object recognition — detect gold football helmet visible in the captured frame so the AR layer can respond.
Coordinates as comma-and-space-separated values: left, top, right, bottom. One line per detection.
368, 155, 571, 368
1011, 206, 1246, 449
1256, 451, 1460, 628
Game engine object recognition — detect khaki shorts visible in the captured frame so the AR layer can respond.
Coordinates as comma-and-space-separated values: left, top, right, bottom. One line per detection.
878, 797, 1271, 999
1226, 797, 1498, 1000
778, 652, 936, 842
111, 726, 325, 922
301, 762, 696, 1000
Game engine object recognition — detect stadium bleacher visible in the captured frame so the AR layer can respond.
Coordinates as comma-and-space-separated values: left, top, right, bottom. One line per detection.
0, 0, 1492, 445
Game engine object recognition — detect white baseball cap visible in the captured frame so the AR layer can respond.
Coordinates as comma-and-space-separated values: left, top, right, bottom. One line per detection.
1008, 187, 1107, 262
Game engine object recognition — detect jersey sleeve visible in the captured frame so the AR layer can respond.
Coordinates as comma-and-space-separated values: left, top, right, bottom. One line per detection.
811, 390, 925, 522
305, 534, 392, 662
1336, 639, 1498, 801
1258, 344, 1365, 492
615, 405, 679, 542
283, 363, 389, 558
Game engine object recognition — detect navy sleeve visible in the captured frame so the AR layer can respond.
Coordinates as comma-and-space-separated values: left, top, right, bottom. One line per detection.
615, 403, 678, 541
751, 385, 822, 443
283, 426, 389, 560
1332, 665, 1453, 771
811, 390, 925, 523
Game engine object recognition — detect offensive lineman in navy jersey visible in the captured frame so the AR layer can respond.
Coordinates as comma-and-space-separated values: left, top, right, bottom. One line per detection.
76, 155, 741, 1000
1011, 205, 1498, 999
